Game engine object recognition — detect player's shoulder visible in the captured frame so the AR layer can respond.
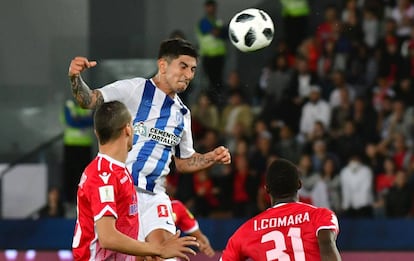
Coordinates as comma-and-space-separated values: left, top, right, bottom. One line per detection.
83, 155, 125, 181
109, 77, 146, 89
294, 202, 336, 216
119, 77, 147, 86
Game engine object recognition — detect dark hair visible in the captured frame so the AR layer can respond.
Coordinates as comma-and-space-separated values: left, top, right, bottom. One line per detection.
94, 101, 131, 145
266, 158, 300, 198
204, 0, 216, 6
158, 38, 198, 60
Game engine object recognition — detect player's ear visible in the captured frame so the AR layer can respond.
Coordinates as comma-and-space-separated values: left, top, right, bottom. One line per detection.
125, 122, 132, 137
297, 179, 302, 190
158, 58, 167, 74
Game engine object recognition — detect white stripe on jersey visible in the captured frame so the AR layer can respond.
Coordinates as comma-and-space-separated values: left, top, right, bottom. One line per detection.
100, 78, 195, 193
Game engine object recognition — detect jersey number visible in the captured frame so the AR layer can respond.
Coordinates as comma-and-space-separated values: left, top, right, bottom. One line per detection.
261, 227, 305, 261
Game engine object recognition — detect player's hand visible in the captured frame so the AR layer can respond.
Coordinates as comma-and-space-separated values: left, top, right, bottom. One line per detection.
68, 56, 97, 77
159, 230, 198, 261
213, 146, 231, 165
198, 234, 215, 257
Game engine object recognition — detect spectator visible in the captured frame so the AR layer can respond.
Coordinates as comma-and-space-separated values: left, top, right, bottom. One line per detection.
317, 41, 347, 88
313, 157, 342, 213
380, 99, 408, 141
196, 0, 227, 103
221, 70, 248, 107
191, 92, 220, 134
192, 169, 219, 217
364, 142, 385, 175
297, 154, 319, 204
259, 54, 293, 123
328, 70, 356, 108
387, 0, 414, 41
284, 55, 320, 133
394, 77, 414, 108
331, 119, 364, 164
302, 120, 333, 155
315, 4, 341, 47
385, 169, 414, 217
373, 157, 397, 217
61, 99, 94, 204
220, 89, 254, 138
362, 7, 380, 50
274, 124, 302, 164
377, 35, 405, 85
352, 96, 380, 143
231, 154, 257, 217
280, 0, 311, 52
310, 139, 338, 174
340, 153, 374, 218
330, 87, 353, 137
299, 85, 331, 141
35, 187, 65, 218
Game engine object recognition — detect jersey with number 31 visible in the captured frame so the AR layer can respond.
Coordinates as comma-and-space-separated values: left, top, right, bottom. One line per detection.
220, 202, 339, 261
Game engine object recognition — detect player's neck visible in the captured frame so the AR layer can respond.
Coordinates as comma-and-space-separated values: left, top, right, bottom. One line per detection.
99, 141, 128, 164
152, 74, 176, 98
272, 196, 298, 207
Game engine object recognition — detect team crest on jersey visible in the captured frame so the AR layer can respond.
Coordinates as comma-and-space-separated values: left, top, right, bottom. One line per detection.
175, 111, 183, 124
134, 122, 148, 136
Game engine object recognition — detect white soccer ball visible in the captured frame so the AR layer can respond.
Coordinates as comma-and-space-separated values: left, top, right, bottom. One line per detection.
228, 8, 274, 52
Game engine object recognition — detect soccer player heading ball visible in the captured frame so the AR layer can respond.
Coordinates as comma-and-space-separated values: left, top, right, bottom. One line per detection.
221, 158, 341, 261
68, 38, 231, 260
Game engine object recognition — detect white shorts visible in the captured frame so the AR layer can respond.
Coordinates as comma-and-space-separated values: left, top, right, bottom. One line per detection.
137, 191, 176, 241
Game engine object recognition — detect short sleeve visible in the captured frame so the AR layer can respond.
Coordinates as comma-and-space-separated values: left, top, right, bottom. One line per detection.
175, 110, 195, 158
313, 208, 340, 237
100, 78, 145, 103
172, 200, 198, 234
86, 173, 119, 221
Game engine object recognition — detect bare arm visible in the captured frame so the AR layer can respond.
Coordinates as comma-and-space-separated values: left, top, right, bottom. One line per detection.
174, 146, 231, 173
317, 229, 342, 261
68, 56, 103, 109
189, 229, 215, 257
96, 216, 198, 260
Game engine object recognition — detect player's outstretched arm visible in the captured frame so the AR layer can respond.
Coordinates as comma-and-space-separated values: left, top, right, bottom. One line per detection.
317, 230, 342, 261
174, 146, 231, 173
68, 56, 103, 109
96, 217, 198, 260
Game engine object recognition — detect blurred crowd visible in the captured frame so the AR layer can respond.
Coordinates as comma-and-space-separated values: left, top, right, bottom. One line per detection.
168, 0, 414, 220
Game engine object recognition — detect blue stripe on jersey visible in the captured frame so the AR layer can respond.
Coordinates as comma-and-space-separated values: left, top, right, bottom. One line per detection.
131, 81, 156, 185
145, 96, 174, 191
173, 110, 185, 158
132, 81, 155, 144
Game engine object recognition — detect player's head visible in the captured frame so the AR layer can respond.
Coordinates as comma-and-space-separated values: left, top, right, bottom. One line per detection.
158, 38, 198, 61
265, 158, 301, 200
94, 101, 133, 150
157, 38, 198, 94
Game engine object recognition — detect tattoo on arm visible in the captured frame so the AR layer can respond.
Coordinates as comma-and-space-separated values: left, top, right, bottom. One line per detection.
187, 154, 214, 168
70, 75, 98, 109
94, 90, 104, 108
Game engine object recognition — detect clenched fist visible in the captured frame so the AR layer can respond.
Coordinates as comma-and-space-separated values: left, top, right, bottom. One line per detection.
68, 56, 97, 77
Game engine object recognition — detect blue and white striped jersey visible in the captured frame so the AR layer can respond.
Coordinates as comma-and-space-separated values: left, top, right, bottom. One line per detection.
100, 78, 195, 193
